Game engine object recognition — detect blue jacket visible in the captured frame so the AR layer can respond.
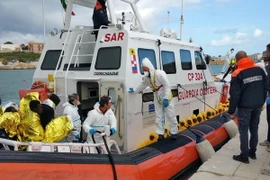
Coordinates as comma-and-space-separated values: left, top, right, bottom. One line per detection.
228, 57, 268, 114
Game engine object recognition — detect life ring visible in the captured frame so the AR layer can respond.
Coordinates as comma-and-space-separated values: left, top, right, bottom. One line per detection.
31, 81, 47, 90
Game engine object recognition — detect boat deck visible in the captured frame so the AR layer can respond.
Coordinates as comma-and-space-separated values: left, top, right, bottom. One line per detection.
190, 109, 270, 180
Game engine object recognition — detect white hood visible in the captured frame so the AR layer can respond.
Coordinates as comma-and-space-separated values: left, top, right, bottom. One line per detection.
63, 102, 78, 110
142, 58, 155, 73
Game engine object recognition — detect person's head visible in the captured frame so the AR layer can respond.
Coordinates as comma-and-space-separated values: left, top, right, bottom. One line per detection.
99, 96, 112, 113
68, 93, 80, 106
4, 106, 17, 113
266, 44, 270, 58
49, 94, 60, 107
97, 0, 106, 6
230, 48, 234, 53
235, 51, 248, 63
141, 58, 155, 77
29, 100, 42, 114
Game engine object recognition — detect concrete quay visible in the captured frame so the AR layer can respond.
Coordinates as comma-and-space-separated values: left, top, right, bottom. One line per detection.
190, 109, 270, 180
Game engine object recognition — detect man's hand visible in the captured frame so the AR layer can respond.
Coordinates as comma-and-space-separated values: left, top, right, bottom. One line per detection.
229, 114, 236, 119
223, 112, 236, 119
89, 129, 96, 134
110, 128, 116, 136
74, 134, 80, 140
163, 99, 169, 107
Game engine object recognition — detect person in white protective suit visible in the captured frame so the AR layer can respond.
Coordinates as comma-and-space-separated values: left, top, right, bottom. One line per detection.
83, 96, 117, 153
129, 58, 178, 141
62, 93, 81, 142
221, 48, 234, 73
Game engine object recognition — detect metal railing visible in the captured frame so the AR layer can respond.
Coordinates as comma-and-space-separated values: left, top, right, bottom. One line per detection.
0, 137, 121, 154
53, 25, 117, 100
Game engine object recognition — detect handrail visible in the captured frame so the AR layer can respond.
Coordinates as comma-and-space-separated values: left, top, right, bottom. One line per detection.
0, 138, 121, 154
114, 95, 123, 140
55, 26, 116, 97
73, 28, 102, 67
54, 29, 71, 77
74, 29, 94, 67
64, 34, 82, 101
53, 28, 72, 93
53, 28, 84, 93
74, 28, 104, 66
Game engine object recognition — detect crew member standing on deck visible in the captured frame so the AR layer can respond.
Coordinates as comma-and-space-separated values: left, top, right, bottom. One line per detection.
259, 43, 270, 147
92, 0, 110, 40
83, 96, 117, 153
221, 48, 234, 73
227, 51, 267, 164
129, 58, 178, 141
63, 93, 82, 142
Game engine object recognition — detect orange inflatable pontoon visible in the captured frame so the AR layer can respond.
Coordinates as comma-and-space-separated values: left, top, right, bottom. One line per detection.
0, 115, 237, 180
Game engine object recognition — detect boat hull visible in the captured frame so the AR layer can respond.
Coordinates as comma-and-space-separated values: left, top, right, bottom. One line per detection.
0, 115, 236, 180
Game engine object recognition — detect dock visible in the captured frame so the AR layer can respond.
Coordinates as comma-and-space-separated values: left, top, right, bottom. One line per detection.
190, 109, 270, 180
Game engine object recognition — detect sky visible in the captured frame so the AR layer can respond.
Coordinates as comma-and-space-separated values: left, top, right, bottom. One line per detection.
0, 0, 268, 56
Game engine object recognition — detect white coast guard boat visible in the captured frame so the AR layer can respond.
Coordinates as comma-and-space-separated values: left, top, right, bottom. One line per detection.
27, 0, 229, 152
0, 1, 235, 179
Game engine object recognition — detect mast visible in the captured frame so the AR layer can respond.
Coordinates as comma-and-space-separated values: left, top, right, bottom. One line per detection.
121, 0, 148, 32
63, 0, 74, 31
107, 0, 117, 25
180, 0, 184, 41
42, 0, 46, 42
168, 11, 170, 29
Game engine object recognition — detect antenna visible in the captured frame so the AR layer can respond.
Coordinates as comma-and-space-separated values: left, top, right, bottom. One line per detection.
167, 11, 170, 29
180, 0, 184, 41
121, 0, 148, 32
42, 0, 46, 43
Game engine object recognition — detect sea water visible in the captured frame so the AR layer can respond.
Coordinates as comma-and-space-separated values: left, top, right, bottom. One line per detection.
0, 69, 35, 105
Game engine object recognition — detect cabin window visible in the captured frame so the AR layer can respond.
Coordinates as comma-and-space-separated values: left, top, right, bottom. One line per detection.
195, 51, 206, 70
95, 46, 121, 70
41, 50, 62, 70
63, 63, 91, 71
180, 49, 192, 70
143, 89, 178, 103
108, 88, 117, 105
161, 51, 176, 74
143, 93, 154, 102
138, 48, 157, 74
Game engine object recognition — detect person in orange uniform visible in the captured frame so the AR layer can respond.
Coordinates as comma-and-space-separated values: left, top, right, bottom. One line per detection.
227, 51, 267, 164
92, 0, 110, 40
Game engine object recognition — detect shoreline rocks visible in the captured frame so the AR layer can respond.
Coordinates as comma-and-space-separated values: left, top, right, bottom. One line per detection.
0, 62, 37, 70
209, 60, 225, 65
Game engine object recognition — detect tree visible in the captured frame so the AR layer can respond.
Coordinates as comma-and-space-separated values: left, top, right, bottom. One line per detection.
20, 44, 29, 50
4, 41, 13, 44
2, 59, 8, 65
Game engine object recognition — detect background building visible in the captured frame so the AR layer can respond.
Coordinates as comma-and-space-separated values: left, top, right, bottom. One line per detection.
0, 44, 22, 52
28, 41, 44, 53
248, 53, 262, 62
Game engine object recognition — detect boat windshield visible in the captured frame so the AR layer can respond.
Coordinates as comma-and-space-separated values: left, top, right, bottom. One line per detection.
95, 46, 121, 70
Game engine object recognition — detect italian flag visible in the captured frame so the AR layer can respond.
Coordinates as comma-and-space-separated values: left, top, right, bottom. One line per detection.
60, 0, 76, 16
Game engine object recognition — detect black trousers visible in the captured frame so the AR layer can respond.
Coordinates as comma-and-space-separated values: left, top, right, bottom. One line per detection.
238, 108, 261, 157
267, 104, 270, 142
